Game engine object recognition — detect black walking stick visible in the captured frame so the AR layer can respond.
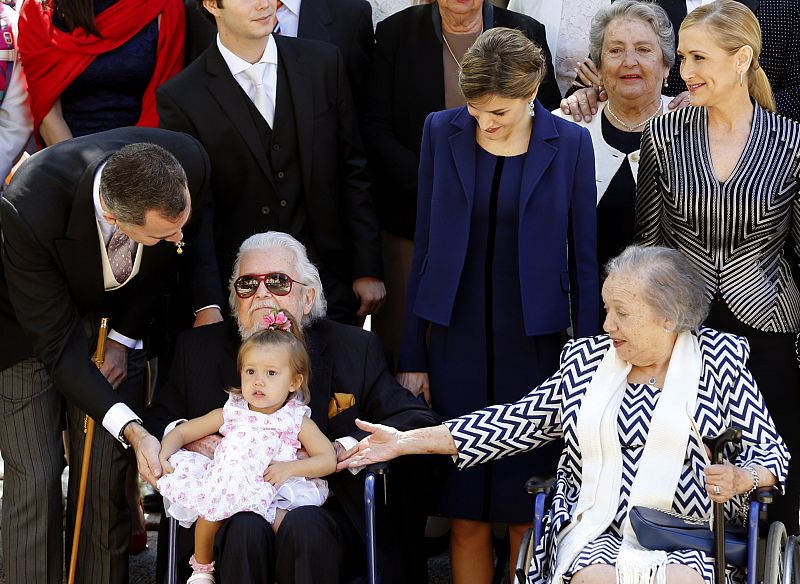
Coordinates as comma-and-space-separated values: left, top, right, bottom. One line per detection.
703, 427, 743, 584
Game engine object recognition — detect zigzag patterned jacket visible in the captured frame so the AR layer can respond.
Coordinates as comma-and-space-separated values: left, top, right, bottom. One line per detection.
446, 329, 789, 583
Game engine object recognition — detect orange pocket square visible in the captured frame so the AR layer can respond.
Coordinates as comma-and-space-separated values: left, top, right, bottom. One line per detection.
328, 393, 356, 419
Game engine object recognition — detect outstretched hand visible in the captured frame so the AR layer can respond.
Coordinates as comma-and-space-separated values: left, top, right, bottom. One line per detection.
336, 419, 404, 471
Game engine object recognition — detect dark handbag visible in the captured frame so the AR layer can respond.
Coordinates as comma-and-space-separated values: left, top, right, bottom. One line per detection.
629, 506, 748, 566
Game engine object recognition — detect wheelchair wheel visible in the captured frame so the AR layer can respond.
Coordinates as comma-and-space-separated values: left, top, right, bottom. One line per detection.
783, 536, 800, 584
764, 522, 788, 584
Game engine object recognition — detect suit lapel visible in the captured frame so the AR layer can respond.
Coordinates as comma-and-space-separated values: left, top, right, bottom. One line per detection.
448, 108, 478, 209
306, 324, 331, 434
205, 44, 275, 186
297, 0, 331, 43
520, 103, 559, 212
55, 161, 105, 310
276, 37, 314, 196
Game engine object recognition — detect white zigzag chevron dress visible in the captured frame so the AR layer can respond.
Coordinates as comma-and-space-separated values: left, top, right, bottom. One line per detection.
445, 330, 789, 584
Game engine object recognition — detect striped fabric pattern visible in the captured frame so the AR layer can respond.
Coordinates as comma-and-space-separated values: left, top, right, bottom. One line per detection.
445, 329, 789, 584
634, 105, 800, 333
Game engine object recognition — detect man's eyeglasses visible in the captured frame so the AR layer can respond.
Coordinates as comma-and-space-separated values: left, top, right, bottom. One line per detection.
233, 272, 308, 298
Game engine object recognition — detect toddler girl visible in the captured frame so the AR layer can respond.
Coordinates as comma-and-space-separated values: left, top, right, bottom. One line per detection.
157, 309, 336, 583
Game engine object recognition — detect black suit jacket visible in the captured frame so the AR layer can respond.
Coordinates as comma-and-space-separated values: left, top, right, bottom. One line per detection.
157, 36, 382, 310
362, 1, 562, 239
658, 0, 799, 119
298, 0, 374, 109
0, 127, 222, 422
144, 319, 442, 568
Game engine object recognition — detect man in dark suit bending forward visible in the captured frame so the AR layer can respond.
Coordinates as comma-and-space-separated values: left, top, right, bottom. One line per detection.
0, 128, 224, 584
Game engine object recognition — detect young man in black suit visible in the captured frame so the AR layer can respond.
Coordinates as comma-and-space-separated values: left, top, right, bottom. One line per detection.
157, 0, 384, 326
0, 127, 224, 584
182, 0, 374, 107
144, 231, 442, 584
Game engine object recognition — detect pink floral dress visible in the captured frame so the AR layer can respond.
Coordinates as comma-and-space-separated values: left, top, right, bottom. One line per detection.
158, 395, 329, 526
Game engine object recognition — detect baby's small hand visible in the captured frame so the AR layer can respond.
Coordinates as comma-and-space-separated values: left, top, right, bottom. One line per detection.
263, 461, 293, 488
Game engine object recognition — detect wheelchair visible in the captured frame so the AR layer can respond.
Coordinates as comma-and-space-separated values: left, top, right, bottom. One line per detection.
514, 479, 800, 584
164, 463, 389, 584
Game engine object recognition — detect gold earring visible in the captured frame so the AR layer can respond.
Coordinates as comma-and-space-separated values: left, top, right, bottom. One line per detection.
663, 77, 668, 88
739, 70, 744, 87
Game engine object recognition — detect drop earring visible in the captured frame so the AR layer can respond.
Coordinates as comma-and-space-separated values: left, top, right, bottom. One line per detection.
740, 70, 744, 87
663, 77, 668, 88
528, 97, 535, 117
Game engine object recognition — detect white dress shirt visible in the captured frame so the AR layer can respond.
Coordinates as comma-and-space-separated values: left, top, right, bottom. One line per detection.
91, 162, 145, 445
276, 0, 301, 38
217, 34, 279, 127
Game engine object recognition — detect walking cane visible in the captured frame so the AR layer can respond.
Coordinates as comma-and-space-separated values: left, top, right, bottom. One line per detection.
703, 427, 743, 584
67, 317, 109, 584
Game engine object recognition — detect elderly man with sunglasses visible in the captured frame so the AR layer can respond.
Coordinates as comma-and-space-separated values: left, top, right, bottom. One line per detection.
144, 231, 441, 584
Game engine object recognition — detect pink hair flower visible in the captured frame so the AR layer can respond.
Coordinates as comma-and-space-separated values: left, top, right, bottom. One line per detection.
262, 309, 293, 332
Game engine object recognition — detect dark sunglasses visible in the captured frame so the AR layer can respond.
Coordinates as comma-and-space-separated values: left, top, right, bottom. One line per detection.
233, 272, 308, 298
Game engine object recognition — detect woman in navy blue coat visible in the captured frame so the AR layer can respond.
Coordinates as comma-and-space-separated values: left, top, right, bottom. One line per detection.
397, 27, 599, 583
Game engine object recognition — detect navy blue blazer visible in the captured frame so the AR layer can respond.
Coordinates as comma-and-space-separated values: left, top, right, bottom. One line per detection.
399, 101, 599, 371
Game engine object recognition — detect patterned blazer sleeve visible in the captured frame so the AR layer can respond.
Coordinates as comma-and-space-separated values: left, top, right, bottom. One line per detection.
634, 122, 664, 246
444, 340, 574, 470
719, 336, 790, 489
792, 162, 800, 265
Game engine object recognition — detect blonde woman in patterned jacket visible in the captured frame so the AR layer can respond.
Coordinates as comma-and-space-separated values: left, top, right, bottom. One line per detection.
634, 0, 800, 535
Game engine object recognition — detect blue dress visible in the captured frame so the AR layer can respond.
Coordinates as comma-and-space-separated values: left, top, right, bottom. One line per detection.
428, 146, 562, 522
53, 0, 157, 136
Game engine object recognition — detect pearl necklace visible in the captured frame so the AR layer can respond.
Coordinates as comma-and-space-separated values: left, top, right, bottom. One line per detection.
605, 101, 663, 132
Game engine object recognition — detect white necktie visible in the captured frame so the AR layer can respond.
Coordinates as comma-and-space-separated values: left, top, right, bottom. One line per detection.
242, 62, 275, 127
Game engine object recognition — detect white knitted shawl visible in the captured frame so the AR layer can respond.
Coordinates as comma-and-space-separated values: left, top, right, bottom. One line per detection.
552, 332, 702, 584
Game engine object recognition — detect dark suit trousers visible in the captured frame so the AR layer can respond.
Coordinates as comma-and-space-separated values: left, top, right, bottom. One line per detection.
213, 465, 431, 584
216, 504, 358, 584
0, 350, 147, 584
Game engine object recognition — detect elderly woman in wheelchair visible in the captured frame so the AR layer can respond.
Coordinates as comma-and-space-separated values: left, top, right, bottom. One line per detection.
343, 246, 790, 584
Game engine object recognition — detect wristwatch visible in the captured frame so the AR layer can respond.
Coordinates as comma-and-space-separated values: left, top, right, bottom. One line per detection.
118, 418, 143, 447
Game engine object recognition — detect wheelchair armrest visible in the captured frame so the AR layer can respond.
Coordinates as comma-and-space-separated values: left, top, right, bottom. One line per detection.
525, 475, 555, 495
753, 486, 781, 505
366, 462, 390, 476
